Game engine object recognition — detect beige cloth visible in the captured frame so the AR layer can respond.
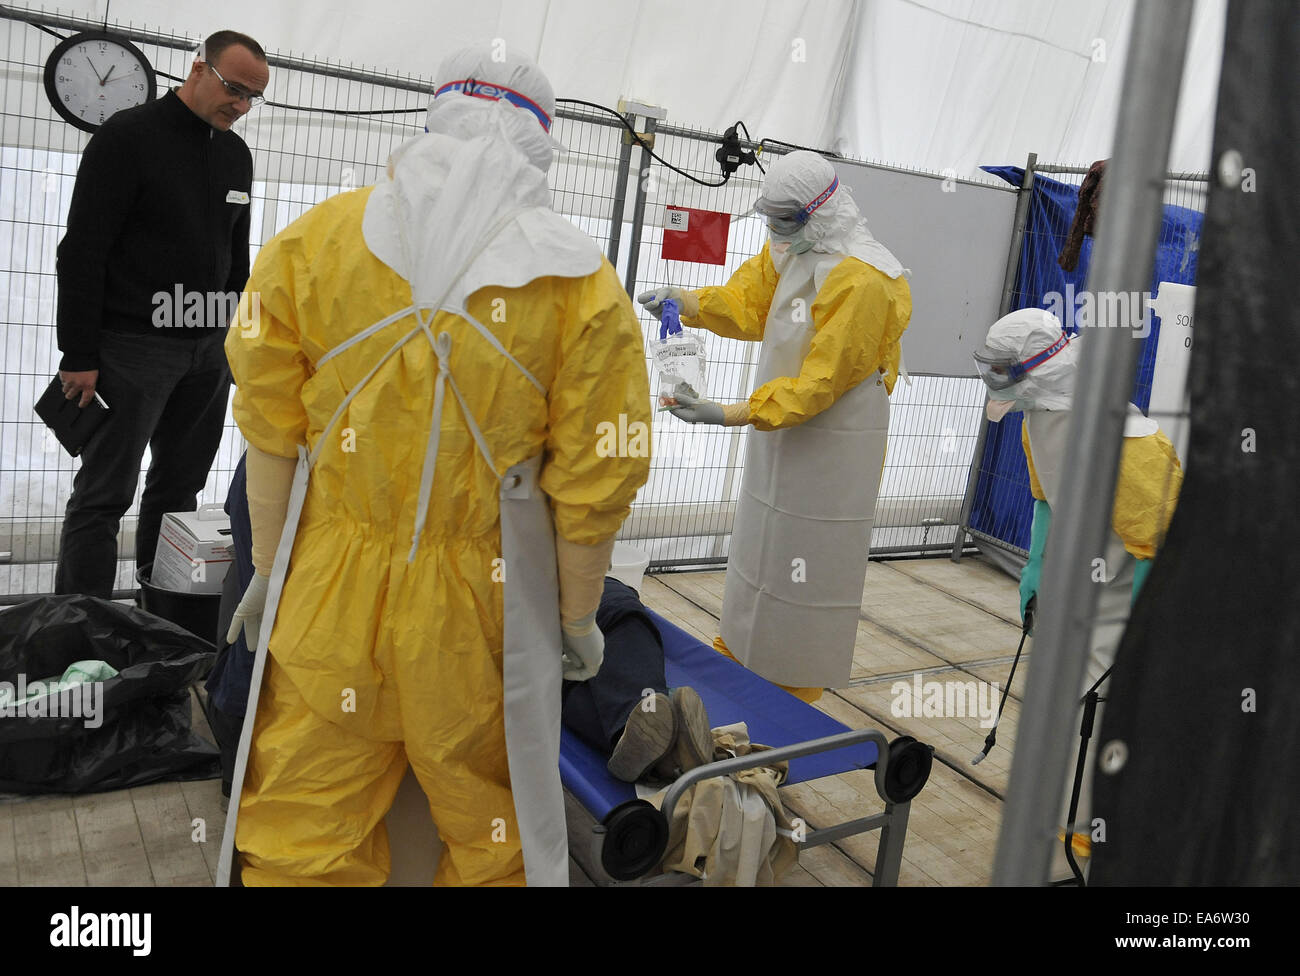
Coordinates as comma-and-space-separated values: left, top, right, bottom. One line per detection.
555, 534, 616, 623
651, 722, 799, 886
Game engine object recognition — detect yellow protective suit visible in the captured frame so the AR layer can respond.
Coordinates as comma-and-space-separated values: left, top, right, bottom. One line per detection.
1022, 422, 1183, 558
686, 242, 909, 430
225, 186, 650, 885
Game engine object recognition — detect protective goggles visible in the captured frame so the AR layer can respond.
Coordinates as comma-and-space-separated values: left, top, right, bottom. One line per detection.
972, 332, 1071, 390
754, 175, 839, 235
433, 78, 552, 132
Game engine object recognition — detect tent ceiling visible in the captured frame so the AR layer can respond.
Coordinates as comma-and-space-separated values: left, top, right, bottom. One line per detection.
9, 0, 1224, 174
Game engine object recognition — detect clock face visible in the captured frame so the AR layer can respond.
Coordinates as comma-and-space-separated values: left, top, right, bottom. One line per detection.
44, 31, 157, 133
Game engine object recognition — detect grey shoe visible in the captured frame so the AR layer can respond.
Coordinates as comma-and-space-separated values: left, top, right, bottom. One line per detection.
653, 687, 714, 781
607, 692, 676, 782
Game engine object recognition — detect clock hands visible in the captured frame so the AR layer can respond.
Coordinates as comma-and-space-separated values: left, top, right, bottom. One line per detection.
83, 55, 126, 86
83, 53, 105, 83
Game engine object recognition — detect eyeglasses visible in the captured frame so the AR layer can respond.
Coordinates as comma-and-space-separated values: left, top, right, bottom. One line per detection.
204, 61, 265, 107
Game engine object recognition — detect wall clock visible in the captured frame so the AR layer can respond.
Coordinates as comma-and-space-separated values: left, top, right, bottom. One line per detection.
44, 30, 157, 133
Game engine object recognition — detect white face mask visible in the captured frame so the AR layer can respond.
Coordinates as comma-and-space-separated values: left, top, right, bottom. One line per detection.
986, 398, 1018, 422
769, 229, 812, 258
985, 391, 1072, 421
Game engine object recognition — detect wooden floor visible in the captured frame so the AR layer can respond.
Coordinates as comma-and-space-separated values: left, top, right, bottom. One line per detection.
1, 555, 1030, 887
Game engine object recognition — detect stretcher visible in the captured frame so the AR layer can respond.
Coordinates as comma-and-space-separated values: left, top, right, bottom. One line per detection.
561, 609, 934, 885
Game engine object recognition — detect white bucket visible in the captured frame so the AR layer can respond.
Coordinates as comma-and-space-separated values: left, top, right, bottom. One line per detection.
608, 542, 650, 593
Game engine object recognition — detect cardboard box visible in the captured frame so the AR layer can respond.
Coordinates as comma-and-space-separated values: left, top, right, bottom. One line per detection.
151, 505, 234, 594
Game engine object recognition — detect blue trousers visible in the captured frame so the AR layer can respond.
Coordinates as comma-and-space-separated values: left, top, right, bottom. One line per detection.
560, 578, 669, 752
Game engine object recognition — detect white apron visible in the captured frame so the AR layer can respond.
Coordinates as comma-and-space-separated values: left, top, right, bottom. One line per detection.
217, 282, 570, 889
721, 251, 891, 689
1023, 408, 1156, 689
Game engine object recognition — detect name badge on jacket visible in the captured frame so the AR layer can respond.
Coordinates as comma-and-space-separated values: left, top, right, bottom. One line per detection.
226, 190, 250, 205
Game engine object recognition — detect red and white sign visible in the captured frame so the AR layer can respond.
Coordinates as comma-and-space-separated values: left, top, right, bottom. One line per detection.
662, 206, 729, 266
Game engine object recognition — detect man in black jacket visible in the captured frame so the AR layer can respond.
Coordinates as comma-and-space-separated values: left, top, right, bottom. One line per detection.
54, 30, 269, 597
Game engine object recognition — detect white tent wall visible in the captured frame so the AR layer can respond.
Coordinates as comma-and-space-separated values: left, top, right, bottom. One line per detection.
11, 0, 859, 158
5, 0, 1223, 175
828, 0, 1226, 175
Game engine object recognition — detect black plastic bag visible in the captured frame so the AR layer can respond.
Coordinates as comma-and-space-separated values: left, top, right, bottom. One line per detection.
0, 595, 220, 794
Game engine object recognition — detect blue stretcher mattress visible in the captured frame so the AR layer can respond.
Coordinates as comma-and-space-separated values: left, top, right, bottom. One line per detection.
559, 609, 879, 821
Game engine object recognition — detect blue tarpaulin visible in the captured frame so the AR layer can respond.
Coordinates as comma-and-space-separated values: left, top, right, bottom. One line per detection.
967, 165, 1201, 552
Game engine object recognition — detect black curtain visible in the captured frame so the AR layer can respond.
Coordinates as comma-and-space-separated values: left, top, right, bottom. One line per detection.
1091, 0, 1300, 884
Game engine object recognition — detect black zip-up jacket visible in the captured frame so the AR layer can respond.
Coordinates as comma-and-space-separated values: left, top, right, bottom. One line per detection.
56, 89, 253, 371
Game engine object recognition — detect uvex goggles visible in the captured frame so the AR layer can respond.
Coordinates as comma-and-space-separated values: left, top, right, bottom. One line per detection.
433, 78, 552, 132
754, 175, 840, 236
972, 331, 1071, 390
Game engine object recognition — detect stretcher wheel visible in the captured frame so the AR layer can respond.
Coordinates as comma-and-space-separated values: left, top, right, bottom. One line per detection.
883, 736, 933, 804
601, 800, 669, 881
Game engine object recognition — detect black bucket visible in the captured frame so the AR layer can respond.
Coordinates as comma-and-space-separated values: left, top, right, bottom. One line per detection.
135, 567, 220, 647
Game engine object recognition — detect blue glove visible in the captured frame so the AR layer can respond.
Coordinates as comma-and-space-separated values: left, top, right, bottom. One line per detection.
1131, 558, 1153, 605
1020, 499, 1051, 631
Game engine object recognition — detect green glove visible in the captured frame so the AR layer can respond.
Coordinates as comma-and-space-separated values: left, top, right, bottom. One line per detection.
1131, 558, 1153, 605
1020, 499, 1052, 630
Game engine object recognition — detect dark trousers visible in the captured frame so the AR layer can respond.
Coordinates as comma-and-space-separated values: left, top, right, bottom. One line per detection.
55, 329, 231, 598
562, 605, 669, 755
206, 696, 243, 799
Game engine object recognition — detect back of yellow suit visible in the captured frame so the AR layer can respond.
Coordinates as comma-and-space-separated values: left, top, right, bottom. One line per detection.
224, 182, 650, 886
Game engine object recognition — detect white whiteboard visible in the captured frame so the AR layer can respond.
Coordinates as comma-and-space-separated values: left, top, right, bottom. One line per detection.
830, 159, 1018, 375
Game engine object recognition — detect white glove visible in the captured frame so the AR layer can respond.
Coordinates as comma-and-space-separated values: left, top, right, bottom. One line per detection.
226, 573, 270, 652
636, 287, 699, 321
665, 384, 726, 425
561, 611, 605, 681
662, 382, 752, 427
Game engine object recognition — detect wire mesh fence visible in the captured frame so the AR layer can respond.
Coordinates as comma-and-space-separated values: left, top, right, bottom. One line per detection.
3, 7, 1009, 599
618, 122, 766, 566
1, 12, 436, 596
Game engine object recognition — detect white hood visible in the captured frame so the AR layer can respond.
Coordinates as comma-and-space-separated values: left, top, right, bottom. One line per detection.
760, 150, 906, 279
362, 95, 599, 311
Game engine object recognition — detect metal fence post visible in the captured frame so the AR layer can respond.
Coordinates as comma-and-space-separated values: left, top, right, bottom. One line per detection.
992, 0, 1194, 886
604, 112, 636, 269
621, 116, 658, 298
952, 152, 1037, 562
